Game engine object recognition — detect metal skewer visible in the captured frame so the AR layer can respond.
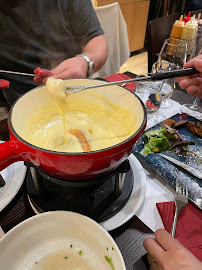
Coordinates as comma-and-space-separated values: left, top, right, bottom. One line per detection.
66, 67, 199, 94
0, 70, 35, 77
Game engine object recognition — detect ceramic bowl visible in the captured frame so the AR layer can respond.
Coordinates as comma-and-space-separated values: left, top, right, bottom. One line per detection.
0, 211, 126, 270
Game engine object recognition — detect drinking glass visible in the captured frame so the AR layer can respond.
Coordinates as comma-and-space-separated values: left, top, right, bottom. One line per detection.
135, 79, 165, 129
181, 97, 202, 118
152, 61, 180, 108
157, 38, 187, 68
181, 26, 202, 117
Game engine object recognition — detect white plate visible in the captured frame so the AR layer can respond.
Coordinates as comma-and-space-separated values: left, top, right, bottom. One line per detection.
100, 153, 147, 231
29, 154, 147, 232
0, 141, 26, 212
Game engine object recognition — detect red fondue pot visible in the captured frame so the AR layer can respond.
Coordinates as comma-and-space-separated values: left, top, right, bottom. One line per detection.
0, 80, 147, 180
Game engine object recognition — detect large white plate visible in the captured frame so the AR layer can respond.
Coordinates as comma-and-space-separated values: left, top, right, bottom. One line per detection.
100, 153, 147, 231
0, 141, 26, 212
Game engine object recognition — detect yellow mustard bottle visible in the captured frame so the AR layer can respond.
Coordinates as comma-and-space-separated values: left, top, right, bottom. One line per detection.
181, 16, 198, 55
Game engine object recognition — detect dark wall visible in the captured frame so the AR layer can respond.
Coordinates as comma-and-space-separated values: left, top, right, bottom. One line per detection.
148, 0, 202, 22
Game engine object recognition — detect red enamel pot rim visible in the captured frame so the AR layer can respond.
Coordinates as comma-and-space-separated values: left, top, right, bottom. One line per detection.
8, 84, 147, 156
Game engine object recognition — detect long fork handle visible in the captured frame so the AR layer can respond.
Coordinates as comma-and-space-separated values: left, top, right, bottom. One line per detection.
171, 207, 178, 237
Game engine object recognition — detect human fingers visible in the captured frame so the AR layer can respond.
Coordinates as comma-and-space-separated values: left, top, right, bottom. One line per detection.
184, 55, 202, 69
147, 254, 159, 269
177, 77, 196, 89
154, 229, 183, 251
178, 75, 202, 89
186, 85, 202, 98
41, 69, 75, 83
195, 58, 202, 72
143, 236, 165, 261
49, 69, 76, 80
176, 71, 200, 84
50, 61, 67, 75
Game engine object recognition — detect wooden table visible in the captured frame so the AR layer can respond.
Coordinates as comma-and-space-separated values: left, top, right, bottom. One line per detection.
0, 73, 201, 270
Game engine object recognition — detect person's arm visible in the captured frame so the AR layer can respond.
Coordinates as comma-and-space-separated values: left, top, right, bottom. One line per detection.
46, 35, 108, 81
143, 229, 202, 270
40, 0, 108, 83
177, 54, 202, 98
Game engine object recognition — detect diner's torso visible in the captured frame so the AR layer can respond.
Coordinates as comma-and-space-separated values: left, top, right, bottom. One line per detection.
0, 0, 103, 105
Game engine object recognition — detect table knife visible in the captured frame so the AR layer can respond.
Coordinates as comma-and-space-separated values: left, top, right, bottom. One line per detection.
159, 153, 202, 179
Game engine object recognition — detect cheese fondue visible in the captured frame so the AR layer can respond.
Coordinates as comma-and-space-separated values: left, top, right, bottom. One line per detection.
23, 79, 140, 152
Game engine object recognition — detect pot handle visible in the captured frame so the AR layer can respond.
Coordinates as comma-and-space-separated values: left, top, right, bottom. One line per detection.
0, 139, 23, 171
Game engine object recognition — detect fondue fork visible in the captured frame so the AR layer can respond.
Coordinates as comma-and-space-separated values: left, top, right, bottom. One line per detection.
66, 67, 199, 94
0, 70, 35, 77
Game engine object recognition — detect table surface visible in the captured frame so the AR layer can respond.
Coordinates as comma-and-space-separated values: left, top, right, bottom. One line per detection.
0, 72, 201, 270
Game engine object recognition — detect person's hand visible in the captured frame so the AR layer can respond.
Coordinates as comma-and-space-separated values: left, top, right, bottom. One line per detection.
143, 229, 202, 270
177, 54, 202, 98
42, 56, 89, 83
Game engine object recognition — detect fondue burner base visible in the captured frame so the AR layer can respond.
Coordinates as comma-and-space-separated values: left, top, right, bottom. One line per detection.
26, 160, 134, 223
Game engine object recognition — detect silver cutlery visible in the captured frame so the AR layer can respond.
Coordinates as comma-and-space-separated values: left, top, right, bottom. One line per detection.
171, 179, 188, 237
159, 153, 202, 179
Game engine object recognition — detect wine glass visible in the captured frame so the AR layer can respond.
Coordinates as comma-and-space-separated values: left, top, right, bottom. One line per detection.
154, 38, 187, 108
181, 49, 202, 118
181, 97, 202, 119
152, 61, 180, 108
135, 79, 165, 129
157, 38, 187, 68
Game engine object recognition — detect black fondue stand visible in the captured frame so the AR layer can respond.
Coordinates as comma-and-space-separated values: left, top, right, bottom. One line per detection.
0, 72, 200, 270
26, 159, 133, 222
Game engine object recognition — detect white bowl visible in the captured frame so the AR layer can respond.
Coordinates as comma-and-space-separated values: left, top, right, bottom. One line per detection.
0, 211, 126, 270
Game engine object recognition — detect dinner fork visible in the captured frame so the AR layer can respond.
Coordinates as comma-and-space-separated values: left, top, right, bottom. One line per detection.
171, 179, 188, 237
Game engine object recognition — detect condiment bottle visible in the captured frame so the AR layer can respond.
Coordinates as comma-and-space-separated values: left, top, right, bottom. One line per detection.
168, 15, 185, 56
170, 15, 185, 39
184, 12, 191, 23
197, 13, 202, 27
181, 16, 198, 55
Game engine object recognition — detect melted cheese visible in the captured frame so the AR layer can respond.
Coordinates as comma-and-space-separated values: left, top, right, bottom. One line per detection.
23, 78, 139, 152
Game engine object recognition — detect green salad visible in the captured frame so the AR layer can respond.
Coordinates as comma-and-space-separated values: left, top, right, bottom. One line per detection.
140, 127, 179, 156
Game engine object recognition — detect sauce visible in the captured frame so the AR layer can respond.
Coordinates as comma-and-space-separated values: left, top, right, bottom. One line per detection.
30, 250, 96, 270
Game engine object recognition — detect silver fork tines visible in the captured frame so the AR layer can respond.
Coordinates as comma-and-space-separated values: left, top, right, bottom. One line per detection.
170, 179, 188, 238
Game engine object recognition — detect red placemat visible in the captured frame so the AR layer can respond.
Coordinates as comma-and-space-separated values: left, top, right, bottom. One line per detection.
156, 201, 202, 261
105, 73, 135, 92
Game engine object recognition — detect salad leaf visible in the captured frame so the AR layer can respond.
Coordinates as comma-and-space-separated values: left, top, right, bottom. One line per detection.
140, 128, 178, 156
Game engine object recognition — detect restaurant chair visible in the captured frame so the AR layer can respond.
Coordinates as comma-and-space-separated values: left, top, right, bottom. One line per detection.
147, 13, 179, 73
92, 2, 130, 78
